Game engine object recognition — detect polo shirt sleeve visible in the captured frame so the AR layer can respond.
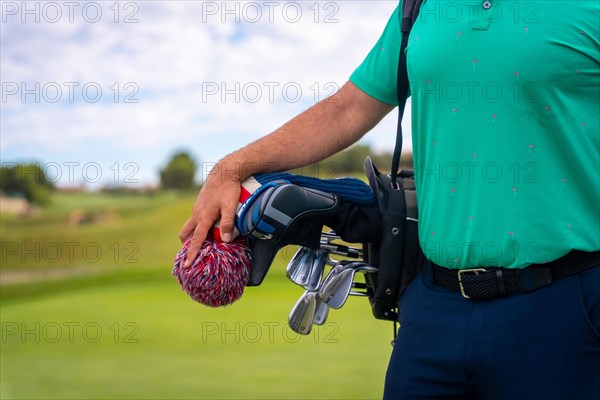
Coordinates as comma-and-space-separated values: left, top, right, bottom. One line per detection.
349, 5, 402, 106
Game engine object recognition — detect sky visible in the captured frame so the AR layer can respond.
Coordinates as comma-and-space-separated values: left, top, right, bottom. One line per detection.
1, 0, 410, 188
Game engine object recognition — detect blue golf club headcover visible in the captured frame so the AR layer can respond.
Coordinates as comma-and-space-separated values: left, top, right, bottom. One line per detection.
235, 174, 381, 286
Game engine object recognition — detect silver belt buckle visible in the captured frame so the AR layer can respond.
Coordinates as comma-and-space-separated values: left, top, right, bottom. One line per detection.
457, 268, 487, 299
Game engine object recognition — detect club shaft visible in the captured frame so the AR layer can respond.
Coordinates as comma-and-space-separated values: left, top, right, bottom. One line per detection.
319, 243, 363, 258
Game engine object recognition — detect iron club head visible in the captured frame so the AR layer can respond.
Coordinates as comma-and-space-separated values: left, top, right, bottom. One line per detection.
312, 297, 329, 325
318, 262, 376, 309
286, 247, 315, 287
288, 290, 317, 335
305, 249, 328, 291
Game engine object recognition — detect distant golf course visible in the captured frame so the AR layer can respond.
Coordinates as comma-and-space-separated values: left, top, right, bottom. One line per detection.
1, 192, 392, 399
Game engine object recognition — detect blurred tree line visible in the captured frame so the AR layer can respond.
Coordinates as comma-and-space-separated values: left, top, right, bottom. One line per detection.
0, 145, 409, 202
0, 163, 54, 206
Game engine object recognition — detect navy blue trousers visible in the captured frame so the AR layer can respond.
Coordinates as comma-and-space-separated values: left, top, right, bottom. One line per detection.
383, 264, 600, 400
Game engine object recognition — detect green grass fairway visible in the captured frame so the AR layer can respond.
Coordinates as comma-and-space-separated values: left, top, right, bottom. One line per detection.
1, 276, 393, 399
1, 192, 394, 399
1, 192, 186, 272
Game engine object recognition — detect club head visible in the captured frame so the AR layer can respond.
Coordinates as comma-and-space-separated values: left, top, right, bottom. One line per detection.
305, 249, 327, 291
320, 268, 354, 309
319, 262, 375, 309
313, 297, 329, 325
320, 261, 348, 289
288, 291, 317, 335
286, 247, 314, 287
317, 261, 355, 306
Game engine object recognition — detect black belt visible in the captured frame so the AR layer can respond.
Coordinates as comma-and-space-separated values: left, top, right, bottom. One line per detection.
431, 250, 600, 300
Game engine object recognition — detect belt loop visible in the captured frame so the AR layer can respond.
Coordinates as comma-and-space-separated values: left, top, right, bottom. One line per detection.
496, 270, 506, 296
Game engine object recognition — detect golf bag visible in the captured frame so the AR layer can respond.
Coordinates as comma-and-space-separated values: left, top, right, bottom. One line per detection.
363, 157, 424, 321
363, 157, 423, 321
362, 0, 425, 322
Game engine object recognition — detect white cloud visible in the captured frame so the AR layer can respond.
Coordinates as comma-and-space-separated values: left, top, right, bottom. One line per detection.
1, 1, 408, 186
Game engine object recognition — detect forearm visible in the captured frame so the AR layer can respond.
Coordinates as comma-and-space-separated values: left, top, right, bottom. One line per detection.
180, 81, 394, 257
211, 81, 394, 182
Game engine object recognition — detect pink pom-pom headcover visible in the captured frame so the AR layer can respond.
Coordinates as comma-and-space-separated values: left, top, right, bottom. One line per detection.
172, 235, 252, 307
172, 177, 263, 306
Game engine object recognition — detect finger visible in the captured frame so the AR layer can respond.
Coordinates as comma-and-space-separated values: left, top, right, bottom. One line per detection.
218, 197, 239, 243
184, 218, 212, 268
178, 218, 195, 243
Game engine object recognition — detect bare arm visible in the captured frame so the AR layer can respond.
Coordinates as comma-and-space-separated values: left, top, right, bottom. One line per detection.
179, 81, 394, 266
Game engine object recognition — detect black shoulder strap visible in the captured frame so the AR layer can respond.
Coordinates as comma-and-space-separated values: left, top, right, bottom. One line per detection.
390, 0, 423, 183
401, 0, 423, 33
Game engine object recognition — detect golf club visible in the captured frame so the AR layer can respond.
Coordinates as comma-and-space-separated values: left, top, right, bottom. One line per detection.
288, 290, 317, 335
319, 262, 377, 309
305, 249, 328, 291
321, 230, 341, 243
286, 247, 315, 287
312, 297, 329, 325
319, 242, 363, 259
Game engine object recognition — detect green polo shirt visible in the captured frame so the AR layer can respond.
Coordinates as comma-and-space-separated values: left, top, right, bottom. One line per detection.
350, 0, 600, 269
